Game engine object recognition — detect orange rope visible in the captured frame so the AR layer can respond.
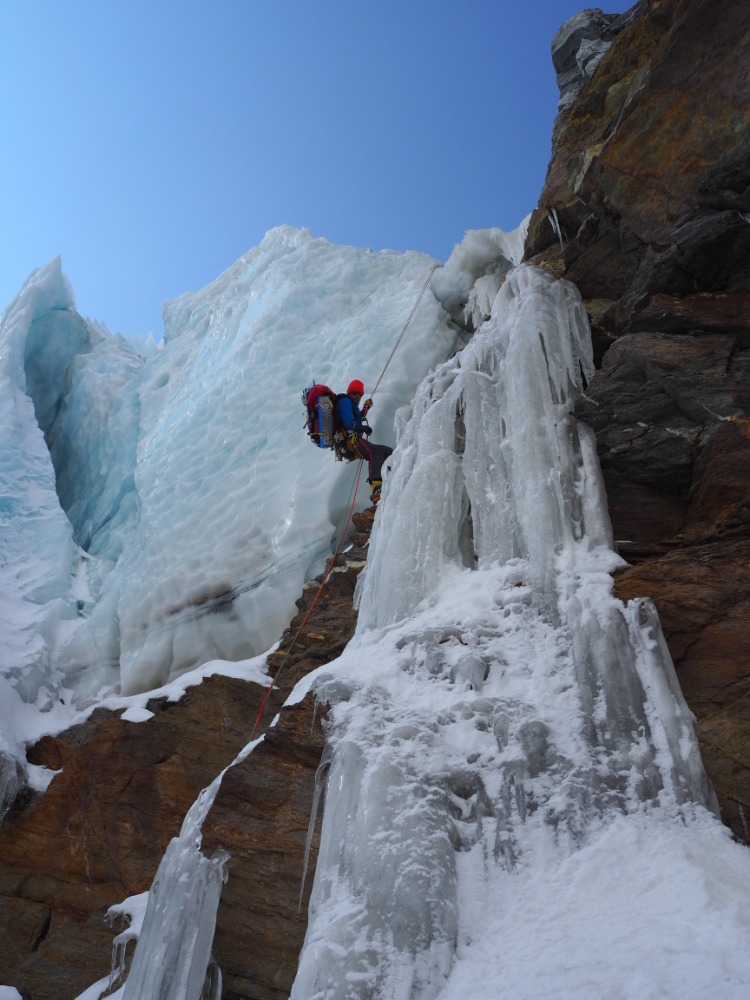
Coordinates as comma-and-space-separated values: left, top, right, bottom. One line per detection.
250, 463, 364, 740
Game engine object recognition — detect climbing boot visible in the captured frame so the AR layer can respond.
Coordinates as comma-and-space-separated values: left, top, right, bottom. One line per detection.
369, 479, 382, 506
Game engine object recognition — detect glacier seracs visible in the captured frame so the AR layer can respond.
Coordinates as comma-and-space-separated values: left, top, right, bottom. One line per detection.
0, 258, 101, 810
0, 226, 520, 812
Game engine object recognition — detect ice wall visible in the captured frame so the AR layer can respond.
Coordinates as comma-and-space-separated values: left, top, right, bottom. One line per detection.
76, 227, 461, 696
0, 260, 93, 806
0, 259, 80, 694
1, 225, 523, 807
0, 230, 460, 708
292, 266, 720, 999
0, 255, 161, 811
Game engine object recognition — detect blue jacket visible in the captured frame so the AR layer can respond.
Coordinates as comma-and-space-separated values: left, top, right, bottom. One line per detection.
336, 394, 365, 435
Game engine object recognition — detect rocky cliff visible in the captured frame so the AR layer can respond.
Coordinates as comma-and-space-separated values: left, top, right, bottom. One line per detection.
526, 0, 750, 841
2, 0, 750, 996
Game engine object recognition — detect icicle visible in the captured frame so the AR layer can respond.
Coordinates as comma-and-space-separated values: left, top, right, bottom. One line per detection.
549, 206, 565, 250
202, 956, 223, 999
298, 747, 332, 912
108, 932, 132, 992
0, 751, 26, 824
120, 777, 229, 1000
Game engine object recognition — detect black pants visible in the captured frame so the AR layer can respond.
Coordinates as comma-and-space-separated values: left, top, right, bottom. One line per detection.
347, 437, 393, 482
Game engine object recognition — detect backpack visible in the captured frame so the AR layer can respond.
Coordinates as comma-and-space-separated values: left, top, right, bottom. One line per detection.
302, 384, 342, 449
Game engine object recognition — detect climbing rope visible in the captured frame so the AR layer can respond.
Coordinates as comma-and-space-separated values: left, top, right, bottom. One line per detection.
250, 462, 364, 740
370, 262, 442, 398
249, 263, 441, 739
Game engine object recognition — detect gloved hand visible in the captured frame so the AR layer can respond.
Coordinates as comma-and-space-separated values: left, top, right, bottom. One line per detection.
362, 397, 373, 415
362, 425, 373, 436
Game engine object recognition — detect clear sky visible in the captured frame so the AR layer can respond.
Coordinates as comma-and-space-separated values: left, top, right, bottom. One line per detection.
1, 1, 625, 338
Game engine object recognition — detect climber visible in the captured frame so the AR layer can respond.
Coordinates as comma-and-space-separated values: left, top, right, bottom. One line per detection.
336, 379, 393, 506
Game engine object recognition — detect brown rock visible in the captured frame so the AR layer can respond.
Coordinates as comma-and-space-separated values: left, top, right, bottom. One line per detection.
531, 0, 750, 842
576, 332, 747, 497
201, 695, 327, 1000
0, 674, 274, 999
683, 418, 750, 542
527, 0, 750, 331
633, 291, 750, 335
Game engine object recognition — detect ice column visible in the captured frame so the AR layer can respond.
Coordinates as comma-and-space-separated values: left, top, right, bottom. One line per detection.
358, 264, 598, 627
293, 265, 718, 1000
118, 776, 227, 1000
356, 265, 714, 812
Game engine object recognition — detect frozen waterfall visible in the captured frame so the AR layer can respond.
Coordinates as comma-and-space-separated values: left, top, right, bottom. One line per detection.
291, 266, 722, 1000
115, 774, 228, 1000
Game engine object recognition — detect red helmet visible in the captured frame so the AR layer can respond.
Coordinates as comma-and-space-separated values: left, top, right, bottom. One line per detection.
347, 379, 365, 395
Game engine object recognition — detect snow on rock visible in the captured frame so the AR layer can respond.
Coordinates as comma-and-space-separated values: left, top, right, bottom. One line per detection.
551, 8, 629, 113
432, 222, 528, 331
291, 266, 749, 1000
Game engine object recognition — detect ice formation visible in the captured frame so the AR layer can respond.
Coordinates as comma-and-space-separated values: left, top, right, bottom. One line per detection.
116, 775, 228, 1000
290, 266, 738, 999
0, 258, 117, 808
2, 227, 522, 803
57, 228, 459, 699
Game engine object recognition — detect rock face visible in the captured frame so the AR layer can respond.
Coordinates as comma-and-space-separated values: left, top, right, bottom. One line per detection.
200, 696, 325, 1000
528, 0, 750, 344
0, 674, 277, 999
527, 0, 750, 840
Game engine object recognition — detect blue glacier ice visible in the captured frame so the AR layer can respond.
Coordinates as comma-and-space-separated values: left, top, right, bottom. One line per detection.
0, 225, 519, 804
0, 258, 109, 810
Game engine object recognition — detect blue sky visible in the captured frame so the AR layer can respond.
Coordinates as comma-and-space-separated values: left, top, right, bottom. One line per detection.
1, 1, 625, 338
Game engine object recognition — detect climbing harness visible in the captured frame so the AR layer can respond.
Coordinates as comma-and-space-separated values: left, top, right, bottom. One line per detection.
252, 263, 442, 738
